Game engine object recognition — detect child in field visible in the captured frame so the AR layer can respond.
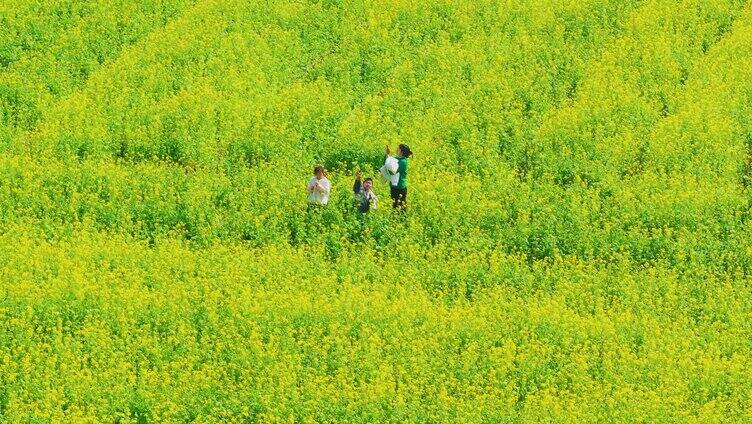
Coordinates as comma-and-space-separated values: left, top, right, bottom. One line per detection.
353, 170, 378, 213
307, 165, 331, 206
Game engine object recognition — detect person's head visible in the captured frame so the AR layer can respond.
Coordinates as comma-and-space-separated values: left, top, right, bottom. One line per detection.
363, 177, 373, 191
313, 165, 326, 179
398, 144, 413, 158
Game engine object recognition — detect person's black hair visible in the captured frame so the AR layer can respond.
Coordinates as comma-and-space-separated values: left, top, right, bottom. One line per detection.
313, 165, 326, 175
398, 144, 413, 158
363, 177, 373, 183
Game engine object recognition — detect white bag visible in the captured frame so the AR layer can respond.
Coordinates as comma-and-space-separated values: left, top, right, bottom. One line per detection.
380, 156, 399, 186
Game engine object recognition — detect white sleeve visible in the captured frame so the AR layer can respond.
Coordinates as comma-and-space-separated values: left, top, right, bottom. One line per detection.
321, 179, 331, 194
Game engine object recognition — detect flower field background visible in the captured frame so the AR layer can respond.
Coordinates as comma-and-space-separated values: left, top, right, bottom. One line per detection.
2, 0, 752, 421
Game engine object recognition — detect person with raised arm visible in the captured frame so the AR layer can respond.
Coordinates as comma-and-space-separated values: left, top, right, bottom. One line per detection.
353, 170, 378, 213
382, 144, 412, 211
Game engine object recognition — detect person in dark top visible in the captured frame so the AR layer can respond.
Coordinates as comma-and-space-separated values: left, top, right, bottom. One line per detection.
384, 144, 412, 211
353, 170, 378, 213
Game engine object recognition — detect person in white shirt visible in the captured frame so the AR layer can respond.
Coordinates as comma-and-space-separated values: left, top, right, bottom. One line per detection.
307, 165, 331, 206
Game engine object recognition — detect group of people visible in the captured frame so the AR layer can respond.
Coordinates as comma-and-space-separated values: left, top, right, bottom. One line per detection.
307, 144, 413, 213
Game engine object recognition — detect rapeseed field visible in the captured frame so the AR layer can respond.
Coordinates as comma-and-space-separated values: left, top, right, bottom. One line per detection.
1, 0, 752, 421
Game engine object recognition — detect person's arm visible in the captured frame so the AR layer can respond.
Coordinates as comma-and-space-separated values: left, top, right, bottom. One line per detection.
385, 146, 398, 175
307, 178, 316, 193
353, 171, 362, 194
321, 179, 331, 195
312, 178, 327, 193
371, 193, 377, 210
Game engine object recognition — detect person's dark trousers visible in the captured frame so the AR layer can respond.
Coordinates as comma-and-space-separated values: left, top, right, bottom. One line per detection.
390, 186, 407, 211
